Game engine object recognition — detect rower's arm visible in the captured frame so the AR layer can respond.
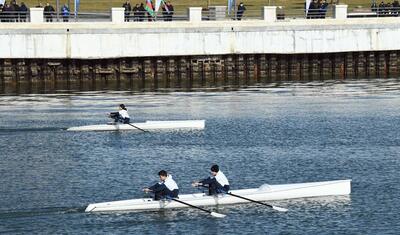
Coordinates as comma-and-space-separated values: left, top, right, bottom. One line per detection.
149, 183, 167, 193
199, 177, 216, 186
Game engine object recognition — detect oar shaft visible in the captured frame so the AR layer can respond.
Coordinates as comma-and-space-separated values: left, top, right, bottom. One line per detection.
227, 192, 273, 208
171, 198, 212, 214
128, 123, 149, 132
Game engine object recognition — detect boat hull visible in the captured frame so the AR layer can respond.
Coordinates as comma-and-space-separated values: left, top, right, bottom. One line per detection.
85, 179, 351, 212
67, 120, 205, 131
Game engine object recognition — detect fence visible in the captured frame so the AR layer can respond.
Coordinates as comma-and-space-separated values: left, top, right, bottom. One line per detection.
0, 11, 30, 22
2, 5, 400, 23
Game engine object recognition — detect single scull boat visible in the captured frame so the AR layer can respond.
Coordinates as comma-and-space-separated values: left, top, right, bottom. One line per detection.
85, 179, 351, 213
67, 120, 205, 132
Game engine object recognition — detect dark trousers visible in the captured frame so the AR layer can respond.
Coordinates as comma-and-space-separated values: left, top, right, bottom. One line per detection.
154, 189, 179, 200
207, 183, 230, 195
110, 112, 130, 124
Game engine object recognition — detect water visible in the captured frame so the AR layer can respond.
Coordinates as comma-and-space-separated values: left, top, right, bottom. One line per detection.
1, 79, 399, 234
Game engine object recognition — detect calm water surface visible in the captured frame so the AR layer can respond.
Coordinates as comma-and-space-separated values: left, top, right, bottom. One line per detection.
0, 79, 399, 234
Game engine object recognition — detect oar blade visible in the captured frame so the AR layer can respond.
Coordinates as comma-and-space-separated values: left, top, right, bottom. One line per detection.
210, 212, 226, 218
272, 206, 288, 212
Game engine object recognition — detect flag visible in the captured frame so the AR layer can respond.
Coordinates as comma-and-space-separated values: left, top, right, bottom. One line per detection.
145, 0, 155, 16
228, 0, 236, 15
305, 0, 311, 14
155, 0, 168, 12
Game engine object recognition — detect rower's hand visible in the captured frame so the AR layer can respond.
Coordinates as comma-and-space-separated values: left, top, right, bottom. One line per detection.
192, 181, 200, 187
143, 188, 151, 193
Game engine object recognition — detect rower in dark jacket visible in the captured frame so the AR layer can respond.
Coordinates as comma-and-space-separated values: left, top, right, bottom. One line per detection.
143, 170, 179, 200
192, 164, 230, 195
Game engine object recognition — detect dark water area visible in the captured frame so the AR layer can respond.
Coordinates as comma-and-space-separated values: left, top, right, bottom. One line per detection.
1, 79, 400, 234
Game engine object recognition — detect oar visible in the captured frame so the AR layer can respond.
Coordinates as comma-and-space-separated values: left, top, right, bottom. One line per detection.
197, 185, 287, 212
226, 192, 288, 212
127, 123, 149, 133
171, 198, 226, 218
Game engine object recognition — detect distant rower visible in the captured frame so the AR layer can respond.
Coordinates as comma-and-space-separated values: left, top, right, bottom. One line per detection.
192, 164, 230, 195
109, 104, 130, 124
143, 170, 179, 200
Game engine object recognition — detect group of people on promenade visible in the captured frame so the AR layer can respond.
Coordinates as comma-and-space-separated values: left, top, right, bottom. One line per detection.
0, 0, 28, 22
0, 1, 70, 22
306, 0, 329, 19
40, 2, 70, 22
122, 0, 174, 22
371, 0, 400, 16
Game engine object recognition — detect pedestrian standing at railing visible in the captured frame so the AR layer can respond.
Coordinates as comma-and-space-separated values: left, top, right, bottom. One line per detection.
122, 0, 131, 22
138, 3, 145, 21
393, 0, 400, 16
19, 2, 28, 22
236, 2, 246, 20
0, 4, 4, 22
61, 4, 69, 22
1, 2, 13, 22
44, 2, 55, 22
319, 0, 328, 19
166, 1, 173, 21
132, 3, 139, 21
307, 0, 318, 19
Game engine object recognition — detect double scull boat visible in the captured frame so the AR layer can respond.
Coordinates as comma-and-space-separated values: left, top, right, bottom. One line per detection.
85, 179, 351, 213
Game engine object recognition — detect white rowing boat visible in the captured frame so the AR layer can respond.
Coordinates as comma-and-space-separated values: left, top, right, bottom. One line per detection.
67, 120, 205, 131
85, 179, 351, 213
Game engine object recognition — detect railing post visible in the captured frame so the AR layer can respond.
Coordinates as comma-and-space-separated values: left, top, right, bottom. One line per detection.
188, 7, 202, 22
30, 8, 44, 23
263, 6, 277, 22
334, 5, 348, 19
111, 7, 125, 23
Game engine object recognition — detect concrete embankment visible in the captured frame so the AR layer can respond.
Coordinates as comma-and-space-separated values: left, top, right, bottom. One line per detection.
1, 17, 400, 90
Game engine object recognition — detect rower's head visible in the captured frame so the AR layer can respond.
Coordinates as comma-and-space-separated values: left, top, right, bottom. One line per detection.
119, 104, 127, 111
158, 170, 168, 181
210, 164, 219, 176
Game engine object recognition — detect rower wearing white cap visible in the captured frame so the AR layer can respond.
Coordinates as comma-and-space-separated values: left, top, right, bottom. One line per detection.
192, 164, 230, 195
143, 170, 179, 200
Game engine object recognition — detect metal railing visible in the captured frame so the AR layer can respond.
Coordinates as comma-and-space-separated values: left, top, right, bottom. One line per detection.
347, 7, 400, 18
123, 10, 189, 22
0, 11, 30, 22
2, 5, 400, 23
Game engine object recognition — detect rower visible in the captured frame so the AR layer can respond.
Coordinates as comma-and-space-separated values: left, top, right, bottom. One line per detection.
192, 164, 230, 195
109, 104, 130, 124
143, 170, 179, 200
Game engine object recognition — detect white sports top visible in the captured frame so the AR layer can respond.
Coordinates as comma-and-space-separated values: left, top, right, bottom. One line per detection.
164, 175, 179, 191
119, 109, 130, 119
215, 171, 229, 186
